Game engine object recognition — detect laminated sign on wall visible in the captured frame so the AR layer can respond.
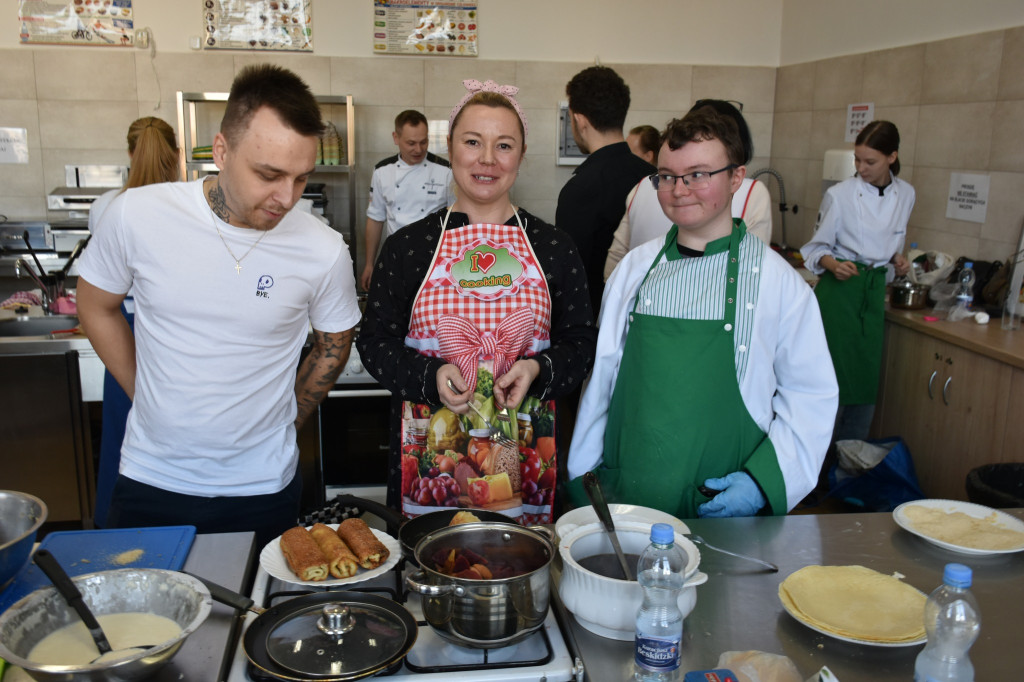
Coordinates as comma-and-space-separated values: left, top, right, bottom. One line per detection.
18, 0, 135, 46
203, 0, 313, 51
946, 173, 989, 224
373, 0, 478, 57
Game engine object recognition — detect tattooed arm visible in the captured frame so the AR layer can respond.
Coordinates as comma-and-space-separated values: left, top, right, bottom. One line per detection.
294, 327, 355, 429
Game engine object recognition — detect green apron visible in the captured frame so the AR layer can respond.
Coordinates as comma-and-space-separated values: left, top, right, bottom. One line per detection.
813, 262, 886, 405
571, 226, 770, 519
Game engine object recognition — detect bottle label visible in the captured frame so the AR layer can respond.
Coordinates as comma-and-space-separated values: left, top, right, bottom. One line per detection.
635, 634, 681, 672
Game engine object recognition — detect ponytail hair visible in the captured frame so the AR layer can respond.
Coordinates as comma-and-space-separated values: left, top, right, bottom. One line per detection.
124, 117, 180, 190
855, 120, 901, 176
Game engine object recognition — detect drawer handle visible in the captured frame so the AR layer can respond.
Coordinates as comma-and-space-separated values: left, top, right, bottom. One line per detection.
943, 376, 952, 406
927, 370, 937, 400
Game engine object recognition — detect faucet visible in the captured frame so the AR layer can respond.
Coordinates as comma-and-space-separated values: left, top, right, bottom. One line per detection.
750, 168, 798, 250
14, 257, 59, 313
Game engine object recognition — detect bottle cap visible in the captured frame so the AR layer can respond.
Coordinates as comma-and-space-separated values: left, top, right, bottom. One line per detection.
943, 563, 972, 588
650, 523, 674, 545
964, 262, 973, 269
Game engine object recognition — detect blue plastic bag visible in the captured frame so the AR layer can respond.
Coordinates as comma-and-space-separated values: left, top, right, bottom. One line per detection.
827, 437, 925, 512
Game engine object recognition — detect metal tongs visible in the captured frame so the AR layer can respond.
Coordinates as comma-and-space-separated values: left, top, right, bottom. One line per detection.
684, 533, 778, 572
445, 378, 516, 449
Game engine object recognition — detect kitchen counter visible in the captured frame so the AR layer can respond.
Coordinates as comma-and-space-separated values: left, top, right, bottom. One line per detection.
886, 306, 1024, 369
553, 510, 1024, 681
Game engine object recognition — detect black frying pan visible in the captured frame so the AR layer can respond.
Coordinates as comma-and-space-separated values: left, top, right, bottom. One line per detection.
193, 574, 417, 681
331, 494, 517, 562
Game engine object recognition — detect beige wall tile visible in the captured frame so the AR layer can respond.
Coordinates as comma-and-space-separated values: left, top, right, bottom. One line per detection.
0, 99, 41, 148
863, 44, 924, 107
977, 238, 1019, 263
513, 61, 589, 109
0, 196, 46, 220
921, 31, 1003, 105
523, 106, 557, 162
745, 112, 774, 161
906, 166, 954, 233
872, 105, 920, 168
134, 52, 235, 103
355, 104, 403, 163
424, 60, 516, 109
981, 171, 1024, 247
34, 49, 137, 101
612, 63, 692, 113
38, 100, 141, 151
774, 62, 815, 113
990, 100, 1024, 172
998, 26, 1024, 100
0, 50, 36, 100
909, 225, 980, 263
771, 111, 812, 160
0, 152, 43, 197
812, 54, 864, 111
692, 66, 776, 113
809, 109, 849, 165
915, 103, 994, 169
331, 56, 425, 105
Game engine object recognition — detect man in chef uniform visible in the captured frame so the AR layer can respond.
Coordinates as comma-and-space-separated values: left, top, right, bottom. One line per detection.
567, 106, 838, 519
77, 64, 361, 546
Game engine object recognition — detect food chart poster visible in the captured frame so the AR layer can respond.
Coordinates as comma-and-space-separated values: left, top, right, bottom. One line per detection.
373, 0, 478, 57
203, 0, 313, 51
18, 0, 135, 47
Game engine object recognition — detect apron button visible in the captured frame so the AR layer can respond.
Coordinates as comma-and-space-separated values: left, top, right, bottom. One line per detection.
738, 344, 747, 352
752, 266, 759, 273
727, 297, 734, 304
629, 314, 634, 323
645, 298, 651, 306
746, 302, 754, 310
728, 277, 735, 284
731, 257, 737, 263
724, 323, 733, 331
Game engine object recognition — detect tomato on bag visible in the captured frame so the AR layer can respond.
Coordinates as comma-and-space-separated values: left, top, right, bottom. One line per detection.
401, 454, 420, 498
520, 450, 541, 484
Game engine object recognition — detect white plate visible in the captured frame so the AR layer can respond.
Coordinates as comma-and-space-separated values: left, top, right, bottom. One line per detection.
555, 503, 689, 541
893, 499, 1024, 555
259, 524, 401, 587
780, 595, 926, 648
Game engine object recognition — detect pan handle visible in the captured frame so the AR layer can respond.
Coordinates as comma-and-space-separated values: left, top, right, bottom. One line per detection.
405, 570, 454, 597
184, 572, 263, 615
331, 494, 404, 536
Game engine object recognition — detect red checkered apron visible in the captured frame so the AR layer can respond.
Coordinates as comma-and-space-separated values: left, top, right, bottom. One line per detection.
398, 209, 557, 523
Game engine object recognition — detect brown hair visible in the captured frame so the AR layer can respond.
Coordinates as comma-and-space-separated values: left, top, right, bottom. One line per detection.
629, 125, 661, 163
394, 109, 428, 131
566, 66, 630, 132
449, 91, 525, 143
856, 120, 901, 175
661, 107, 745, 168
220, 64, 323, 145
124, 117, 180, 190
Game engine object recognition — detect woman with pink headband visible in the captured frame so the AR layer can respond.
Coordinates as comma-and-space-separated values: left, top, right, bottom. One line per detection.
357, 79, 596, 524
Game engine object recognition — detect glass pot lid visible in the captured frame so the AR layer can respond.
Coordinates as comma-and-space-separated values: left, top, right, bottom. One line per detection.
265, 600, 412, 678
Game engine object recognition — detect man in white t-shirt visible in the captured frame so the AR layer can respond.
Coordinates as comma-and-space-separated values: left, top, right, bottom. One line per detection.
360, 110, 455, 290
77, 65, 361, 546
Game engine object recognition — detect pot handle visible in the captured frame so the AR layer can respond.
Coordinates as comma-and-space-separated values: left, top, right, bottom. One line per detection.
405, 570, 454, 597
185, 572, 263, 615
683, 571, 708, 588
331, 494, 404, 536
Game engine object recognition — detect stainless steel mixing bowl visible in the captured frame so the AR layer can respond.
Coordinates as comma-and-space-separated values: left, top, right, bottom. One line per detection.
0, 490, 47, 593
0, 568, 212, 682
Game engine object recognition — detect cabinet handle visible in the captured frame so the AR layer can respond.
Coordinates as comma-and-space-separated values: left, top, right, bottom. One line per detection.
927, 370, 937, 400
942, 376, 952, 406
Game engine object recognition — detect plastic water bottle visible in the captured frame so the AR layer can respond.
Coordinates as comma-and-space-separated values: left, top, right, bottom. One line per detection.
634, 523, 686, 681
947, 263, 976, 321
914, 563, 981, 682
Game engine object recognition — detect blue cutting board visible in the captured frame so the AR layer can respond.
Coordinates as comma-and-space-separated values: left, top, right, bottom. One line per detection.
0, 525, 196, 614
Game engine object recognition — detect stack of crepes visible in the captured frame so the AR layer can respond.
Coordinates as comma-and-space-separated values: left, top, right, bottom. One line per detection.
779, 565, 927, 643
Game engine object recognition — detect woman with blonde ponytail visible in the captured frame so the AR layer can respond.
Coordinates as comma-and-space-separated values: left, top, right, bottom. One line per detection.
90, 115, 181, 528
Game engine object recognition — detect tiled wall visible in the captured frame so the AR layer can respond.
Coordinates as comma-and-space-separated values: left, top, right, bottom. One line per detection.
0, 48, 774, 274
772, 26, 1024, 263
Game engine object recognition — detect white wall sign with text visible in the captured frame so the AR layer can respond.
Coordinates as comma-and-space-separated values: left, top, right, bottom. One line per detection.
946, 173, 989, 224
0, 128, 29, 164
845, 103, 874, 142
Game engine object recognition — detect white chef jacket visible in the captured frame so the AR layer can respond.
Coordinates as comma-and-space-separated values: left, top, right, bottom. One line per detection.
570, 229, 838, 513
603, 177, 772, 280
800, 173, 915, 278
366, 153, 456, 238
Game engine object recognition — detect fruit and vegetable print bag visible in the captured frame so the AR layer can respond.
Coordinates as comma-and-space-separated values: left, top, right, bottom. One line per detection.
399, 361, 557, 525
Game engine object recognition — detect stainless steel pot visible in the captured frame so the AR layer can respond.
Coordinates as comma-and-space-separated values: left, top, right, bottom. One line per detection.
891, 279, 931, 309
406, 522, 554, 648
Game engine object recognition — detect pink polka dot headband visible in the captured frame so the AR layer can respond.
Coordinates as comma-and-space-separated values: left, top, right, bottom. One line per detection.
448, 79, 529, 138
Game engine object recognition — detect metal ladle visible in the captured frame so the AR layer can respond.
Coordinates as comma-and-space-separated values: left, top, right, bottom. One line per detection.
582, 471, 634, 581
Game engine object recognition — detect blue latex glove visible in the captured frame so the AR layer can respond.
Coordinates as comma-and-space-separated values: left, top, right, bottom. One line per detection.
697, 472, 766, 518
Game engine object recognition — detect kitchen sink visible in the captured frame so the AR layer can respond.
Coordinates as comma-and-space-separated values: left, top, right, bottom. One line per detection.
0, 315, 80, 337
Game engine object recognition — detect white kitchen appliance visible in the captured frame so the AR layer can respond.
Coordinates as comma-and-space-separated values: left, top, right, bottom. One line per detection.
822, 149, 856, 195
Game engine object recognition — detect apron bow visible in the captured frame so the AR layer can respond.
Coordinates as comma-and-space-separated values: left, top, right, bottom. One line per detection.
436, 308, 535, 392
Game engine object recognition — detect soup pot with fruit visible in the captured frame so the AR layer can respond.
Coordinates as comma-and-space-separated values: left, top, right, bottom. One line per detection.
406, 522, 554, 648
558, 520, 707, 641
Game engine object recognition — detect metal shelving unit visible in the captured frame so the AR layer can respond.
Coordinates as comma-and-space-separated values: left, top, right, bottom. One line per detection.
175, 91, 357, 249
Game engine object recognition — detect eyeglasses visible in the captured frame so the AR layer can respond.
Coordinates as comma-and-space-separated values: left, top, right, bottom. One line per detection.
650, 165, 737, 191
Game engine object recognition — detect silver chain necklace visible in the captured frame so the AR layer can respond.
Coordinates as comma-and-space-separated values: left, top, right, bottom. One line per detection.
208, 202, 268, 274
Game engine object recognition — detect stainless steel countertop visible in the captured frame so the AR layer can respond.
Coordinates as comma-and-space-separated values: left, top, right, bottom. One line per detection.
552, 510, 1024, 681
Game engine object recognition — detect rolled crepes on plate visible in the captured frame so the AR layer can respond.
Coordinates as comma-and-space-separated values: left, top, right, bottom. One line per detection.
310, 522, 359, 578
280, 526, 330, 582
337, 518, 390, 569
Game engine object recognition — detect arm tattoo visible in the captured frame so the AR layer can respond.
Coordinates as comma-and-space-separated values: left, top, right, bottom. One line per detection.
294, 327, 354, 428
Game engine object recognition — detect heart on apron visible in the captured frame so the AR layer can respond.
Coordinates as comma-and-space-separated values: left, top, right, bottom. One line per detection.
476, 252, 496, 273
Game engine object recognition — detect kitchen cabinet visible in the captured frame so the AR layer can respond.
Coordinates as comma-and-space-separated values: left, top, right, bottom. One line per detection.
875, 311, 1024, 499
175, 91, 357, 249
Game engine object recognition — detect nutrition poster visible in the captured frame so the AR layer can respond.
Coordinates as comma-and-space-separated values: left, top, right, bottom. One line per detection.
18, 0, 135, 47
372, 0, 478, 57
203, 0, 313, 51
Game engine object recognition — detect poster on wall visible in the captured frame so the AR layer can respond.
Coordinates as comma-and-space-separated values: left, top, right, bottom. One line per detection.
844, 102, 874, 142
18, 0, 136, 47
203, 0, 313, 51
372, 0, 478, 57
